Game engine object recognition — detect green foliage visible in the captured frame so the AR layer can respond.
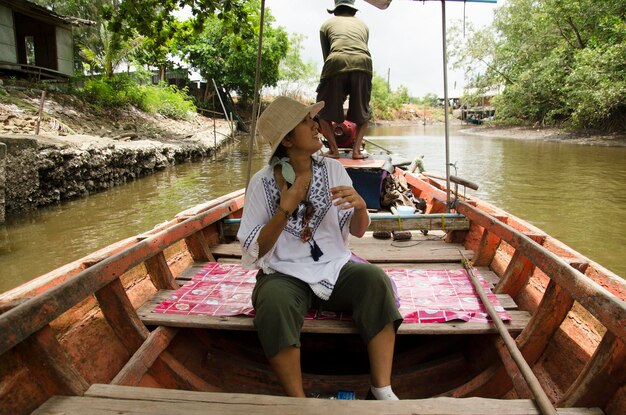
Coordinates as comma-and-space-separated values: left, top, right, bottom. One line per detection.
140, 83, 197, 119
370, 73, 410, 120
79, 75, 196, 119
276, 34, 319, 99
412, 93, 439, 107
181, 0, 289, 103
450, 0, 626, 131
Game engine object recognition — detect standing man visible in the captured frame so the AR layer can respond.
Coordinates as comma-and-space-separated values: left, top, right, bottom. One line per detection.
317, 0, 372, 159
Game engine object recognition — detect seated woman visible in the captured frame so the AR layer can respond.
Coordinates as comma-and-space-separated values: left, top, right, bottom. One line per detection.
237, 96, 402, 400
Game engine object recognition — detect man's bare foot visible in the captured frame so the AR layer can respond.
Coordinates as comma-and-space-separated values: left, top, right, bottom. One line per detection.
352, 152, 368, 159
323, 151, 340, 159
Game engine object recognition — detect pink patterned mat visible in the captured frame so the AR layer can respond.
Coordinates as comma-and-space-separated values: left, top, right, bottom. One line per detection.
153, 263, 510, 324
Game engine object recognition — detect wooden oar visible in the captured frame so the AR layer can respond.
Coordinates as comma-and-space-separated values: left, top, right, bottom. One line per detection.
460, 253, 557, 415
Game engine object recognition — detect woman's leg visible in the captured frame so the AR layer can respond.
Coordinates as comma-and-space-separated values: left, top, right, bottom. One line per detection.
324, 262, 403, 390
367, 322, 396, 387
269, 346, 305, 397
252, 273, 311, 397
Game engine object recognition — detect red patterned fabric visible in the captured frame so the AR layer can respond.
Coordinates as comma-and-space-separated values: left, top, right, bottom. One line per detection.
153, 263, 510, 323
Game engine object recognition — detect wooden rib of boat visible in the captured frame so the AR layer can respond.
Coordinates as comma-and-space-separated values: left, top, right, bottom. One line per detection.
0, 163, 624, 415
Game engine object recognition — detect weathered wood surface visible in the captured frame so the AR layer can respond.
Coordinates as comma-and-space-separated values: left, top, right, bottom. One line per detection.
137, 290, 528, 335
220, 214, 470, 237
457, 201, 626, 344
210, 233, 474, 263
176, 261, 501, 289
15, 325, 89, 397
0, 193, 244, 356
33, 384, 605, 415
112, 326, 179, 386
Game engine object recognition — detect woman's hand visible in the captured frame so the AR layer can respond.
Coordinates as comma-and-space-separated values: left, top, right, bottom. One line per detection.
331, 185, 369, 237
330, 186, 366, 211
279, 175, 311, 213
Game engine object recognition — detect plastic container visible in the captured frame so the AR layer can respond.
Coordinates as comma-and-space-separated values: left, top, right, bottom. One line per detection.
396, 205, 415, 215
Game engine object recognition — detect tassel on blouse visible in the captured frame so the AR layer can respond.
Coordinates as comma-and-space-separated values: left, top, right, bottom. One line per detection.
309, 239, 323, 261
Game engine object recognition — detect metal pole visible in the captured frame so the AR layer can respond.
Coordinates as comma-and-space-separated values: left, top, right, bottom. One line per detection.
441, 0, 451, 211
246, 0, 266, 188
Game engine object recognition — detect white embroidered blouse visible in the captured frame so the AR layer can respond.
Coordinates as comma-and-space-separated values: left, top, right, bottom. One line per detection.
237, 156, 368, 300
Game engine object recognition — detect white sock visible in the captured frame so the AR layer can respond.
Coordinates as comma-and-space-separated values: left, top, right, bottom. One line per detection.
371, 385, 399, 400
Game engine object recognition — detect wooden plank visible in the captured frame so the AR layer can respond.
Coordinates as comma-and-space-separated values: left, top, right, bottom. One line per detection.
219, 214, 470, 238
559, 332, 626, 409
457, 201, 626, 345
34, 385, 605, 415
94, 278, 149, 352
450, 279, 576, 399
473, 229, 502, 267
210, 232, 473, 263
496, 234, 547, 296
0, 195, 244, 356
137, 291, 529, 335
495, 337, 533, 399
112, 326, 179, 386
184, 231, 216, 262
145, 252, 178, 290
152, 351, 222, 392
15, 324, 89, 397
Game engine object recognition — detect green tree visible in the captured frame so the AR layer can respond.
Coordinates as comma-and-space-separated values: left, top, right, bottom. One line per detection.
181, 0, 289, 103
79, 22, 143, 78
276, 33, 318, 100
370, 72, 410, 120
450, 0, 625, 131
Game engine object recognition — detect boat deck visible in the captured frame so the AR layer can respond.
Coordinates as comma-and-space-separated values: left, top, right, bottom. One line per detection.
137, 231, 531, 335
34, 384, 604, 415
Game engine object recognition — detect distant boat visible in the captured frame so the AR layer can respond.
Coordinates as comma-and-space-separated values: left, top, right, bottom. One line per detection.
0, 160, 623, 414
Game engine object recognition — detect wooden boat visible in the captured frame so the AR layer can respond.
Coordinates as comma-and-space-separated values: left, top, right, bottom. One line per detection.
1, 0, 624, 413
0, 155, 624, 414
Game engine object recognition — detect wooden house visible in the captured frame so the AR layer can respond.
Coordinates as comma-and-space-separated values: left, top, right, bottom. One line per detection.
0, 0, 76, 79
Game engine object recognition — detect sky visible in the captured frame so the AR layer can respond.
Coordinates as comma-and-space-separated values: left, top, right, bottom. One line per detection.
263, 0, 502, 98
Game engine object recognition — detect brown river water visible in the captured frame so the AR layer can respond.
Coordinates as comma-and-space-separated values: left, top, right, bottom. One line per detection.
1, 124, 625, 293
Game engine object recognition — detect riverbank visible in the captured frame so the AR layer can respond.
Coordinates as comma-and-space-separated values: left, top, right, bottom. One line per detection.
460, 125, 626, 147
0, 87, 235, 222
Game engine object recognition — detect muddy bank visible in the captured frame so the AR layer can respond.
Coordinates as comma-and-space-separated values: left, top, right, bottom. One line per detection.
459, 125, 626, 146
0, 87, 238, 223
0, 123, 233, 221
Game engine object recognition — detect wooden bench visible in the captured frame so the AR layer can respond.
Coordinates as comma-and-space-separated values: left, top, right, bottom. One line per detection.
137, 290, 530, 335
33, 384, 604, 414
219, 213, 470, 239
137, 255, 531, 336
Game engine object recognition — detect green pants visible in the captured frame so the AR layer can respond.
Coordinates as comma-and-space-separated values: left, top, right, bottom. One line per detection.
252, 261, 403, 358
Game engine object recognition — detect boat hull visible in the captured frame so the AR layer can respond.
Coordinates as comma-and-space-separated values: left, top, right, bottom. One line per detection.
0, 175, 624, 414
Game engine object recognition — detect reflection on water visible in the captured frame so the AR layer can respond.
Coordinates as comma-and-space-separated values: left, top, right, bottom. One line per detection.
1, 125, 625, 293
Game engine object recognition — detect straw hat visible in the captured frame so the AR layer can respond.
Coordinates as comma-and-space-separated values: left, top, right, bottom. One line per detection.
327, 0, 358, 13
257, 96, 325, 161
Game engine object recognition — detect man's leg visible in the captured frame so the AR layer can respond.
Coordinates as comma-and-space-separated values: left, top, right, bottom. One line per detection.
269, 346, 306, 397
318, 118, 340, 158
346, 72, 371, 159
352, 121, 368, 159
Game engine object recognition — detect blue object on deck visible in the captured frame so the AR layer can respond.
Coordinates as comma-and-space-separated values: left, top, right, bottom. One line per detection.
337, 390, 355, 400
346, 168, 387, 210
